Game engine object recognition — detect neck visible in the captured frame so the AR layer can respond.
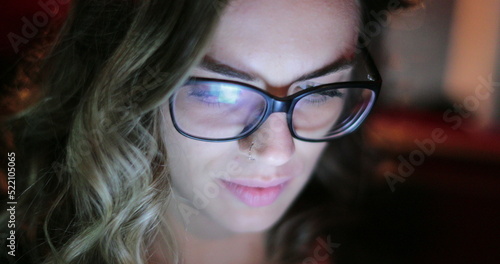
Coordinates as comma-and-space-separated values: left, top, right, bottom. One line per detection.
150, 196, 267, 264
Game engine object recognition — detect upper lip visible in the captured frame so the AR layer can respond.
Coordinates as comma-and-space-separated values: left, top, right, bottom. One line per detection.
220, 177, 292, 188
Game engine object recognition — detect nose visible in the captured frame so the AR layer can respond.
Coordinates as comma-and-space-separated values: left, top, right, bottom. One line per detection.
239, 113, 295, 166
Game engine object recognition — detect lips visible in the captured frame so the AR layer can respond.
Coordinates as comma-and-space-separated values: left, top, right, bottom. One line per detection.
220, 178, 291, 207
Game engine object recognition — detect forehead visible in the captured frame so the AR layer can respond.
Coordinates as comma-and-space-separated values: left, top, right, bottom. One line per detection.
206, 0, 361, 86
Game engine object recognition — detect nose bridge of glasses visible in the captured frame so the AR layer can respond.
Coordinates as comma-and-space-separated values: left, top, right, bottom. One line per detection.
252, 98, 292, 138
269, 98, 291, 114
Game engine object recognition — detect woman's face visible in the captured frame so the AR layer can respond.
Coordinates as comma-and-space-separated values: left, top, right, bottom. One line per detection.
163, 0, 360, 233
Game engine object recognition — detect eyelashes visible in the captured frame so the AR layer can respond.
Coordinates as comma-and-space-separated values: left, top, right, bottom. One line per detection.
186, 84, 242, 108
184, 80, 346, 109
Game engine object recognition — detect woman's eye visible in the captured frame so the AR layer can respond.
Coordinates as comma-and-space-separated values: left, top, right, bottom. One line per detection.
188, 86, 219, 104
187, 84, 241, 106
297, 87, 345, 106
292, 81, 320, 93
318, 89, 344, 98
291, 81, 335, 96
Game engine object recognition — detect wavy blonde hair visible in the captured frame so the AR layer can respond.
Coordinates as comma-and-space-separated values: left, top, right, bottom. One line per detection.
5, 0, 226, 263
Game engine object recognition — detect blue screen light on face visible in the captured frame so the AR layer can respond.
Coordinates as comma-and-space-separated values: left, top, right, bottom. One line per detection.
215, 84, 241, 104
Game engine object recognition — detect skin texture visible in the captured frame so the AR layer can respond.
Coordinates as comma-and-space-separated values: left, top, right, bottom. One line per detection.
158, 0, 360, 263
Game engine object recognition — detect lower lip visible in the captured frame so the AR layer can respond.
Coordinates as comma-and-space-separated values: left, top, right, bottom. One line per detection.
220, 180, 289, 207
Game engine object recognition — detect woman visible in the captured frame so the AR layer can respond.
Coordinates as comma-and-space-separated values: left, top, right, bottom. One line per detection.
2, 0, 420, 263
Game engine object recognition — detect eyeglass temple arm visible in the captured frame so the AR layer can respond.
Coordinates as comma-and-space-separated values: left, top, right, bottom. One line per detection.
361, 48, 382, 83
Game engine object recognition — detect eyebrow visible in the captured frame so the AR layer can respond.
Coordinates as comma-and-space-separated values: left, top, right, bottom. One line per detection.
199, 55, 354, 83
200, 56, 256, 81
295, 56, 354, 82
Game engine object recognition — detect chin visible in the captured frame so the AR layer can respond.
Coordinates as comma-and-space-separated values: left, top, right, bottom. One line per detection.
222, 216, 279, 233
214, 203, 290, 233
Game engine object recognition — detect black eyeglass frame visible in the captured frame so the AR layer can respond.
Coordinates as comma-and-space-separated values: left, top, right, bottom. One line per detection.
168, 48, 382, 143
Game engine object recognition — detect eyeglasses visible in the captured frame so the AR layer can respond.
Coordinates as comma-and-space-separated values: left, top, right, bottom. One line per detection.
168, 49, 381, 142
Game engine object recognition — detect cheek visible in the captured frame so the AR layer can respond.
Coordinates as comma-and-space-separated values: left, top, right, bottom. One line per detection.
163, 108, 208, 195
163, 112, 239, 199
284, 142, 327, 194
296, 141, 328, 168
